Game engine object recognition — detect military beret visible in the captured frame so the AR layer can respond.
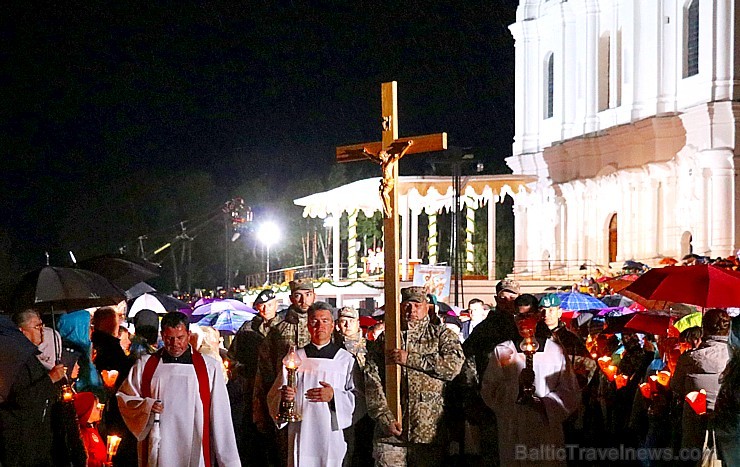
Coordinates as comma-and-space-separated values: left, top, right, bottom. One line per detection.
539, 293, 561, 308
253, 288, 276, 306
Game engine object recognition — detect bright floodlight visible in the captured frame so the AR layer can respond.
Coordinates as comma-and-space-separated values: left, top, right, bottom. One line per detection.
258, 221, 280, 247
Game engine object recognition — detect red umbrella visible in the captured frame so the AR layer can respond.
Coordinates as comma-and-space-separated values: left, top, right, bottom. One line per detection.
624, 312, 672, 336
659, 257, 678, 266
624, 264, 740, 308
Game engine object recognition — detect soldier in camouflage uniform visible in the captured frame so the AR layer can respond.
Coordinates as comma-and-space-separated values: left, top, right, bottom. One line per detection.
364, 286, 465, 467
335, 306, 372, 466
227, 288, 283, 466
335, 306, 368, 367
252, 278, 315, 465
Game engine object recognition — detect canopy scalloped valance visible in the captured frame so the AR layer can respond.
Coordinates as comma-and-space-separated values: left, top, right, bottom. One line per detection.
294, 175, 537, 219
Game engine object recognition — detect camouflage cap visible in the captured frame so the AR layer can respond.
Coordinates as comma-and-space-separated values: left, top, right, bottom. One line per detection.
401, 286, 428, 303
539, 293, 561, 308
289, 278, 314, 292
338, 306, 359, 319
496, 278, 520, 295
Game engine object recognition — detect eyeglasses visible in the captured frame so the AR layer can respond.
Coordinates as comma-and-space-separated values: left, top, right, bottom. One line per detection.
24, 323, 44, 331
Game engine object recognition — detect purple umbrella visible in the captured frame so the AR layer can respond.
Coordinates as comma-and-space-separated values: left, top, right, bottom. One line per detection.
192, 298, 255, 316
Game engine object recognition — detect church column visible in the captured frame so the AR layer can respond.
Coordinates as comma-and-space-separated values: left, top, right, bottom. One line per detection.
487, 197, 497, 280
465, 203, 475, 273
410, 209, 419, 260
706, 150, 736, 257
428, 211, 438, 265
332, 214, 341, 281
401, 195, 410, 281
583, 0, 600, 133
347, 209, 358, 279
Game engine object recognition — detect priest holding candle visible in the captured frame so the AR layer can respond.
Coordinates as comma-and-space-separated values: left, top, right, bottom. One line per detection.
480, 294, 580, 466
268, 302, 361, 467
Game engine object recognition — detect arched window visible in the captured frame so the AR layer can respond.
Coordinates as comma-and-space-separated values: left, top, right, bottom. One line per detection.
544, 53, 554, 119
685, 0, 699, 77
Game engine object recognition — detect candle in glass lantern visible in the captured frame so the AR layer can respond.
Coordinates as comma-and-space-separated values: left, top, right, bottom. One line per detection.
101, 370, 119, 389
615, 374, 629, 389
685, 389, 707, 415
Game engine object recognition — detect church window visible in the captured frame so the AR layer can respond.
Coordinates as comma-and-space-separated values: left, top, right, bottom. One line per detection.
544, 53, 554, 119
685, 0, 699, 77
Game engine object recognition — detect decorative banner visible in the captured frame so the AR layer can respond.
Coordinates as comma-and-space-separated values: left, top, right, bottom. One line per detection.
427, 213, 438, 265
347, 209, 358, 279
413, 265, 452, 300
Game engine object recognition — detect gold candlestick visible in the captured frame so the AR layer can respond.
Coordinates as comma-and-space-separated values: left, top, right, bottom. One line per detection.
276, 345, 303, 423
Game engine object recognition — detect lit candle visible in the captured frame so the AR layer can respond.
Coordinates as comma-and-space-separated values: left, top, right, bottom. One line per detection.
639, 382, 652, 399
106, 435, 122, 462
62, 384, 74, 402
656, 370, 671, 387
685, 389, 707, 415
101, 370, 119, 389
615, 374, 629, 389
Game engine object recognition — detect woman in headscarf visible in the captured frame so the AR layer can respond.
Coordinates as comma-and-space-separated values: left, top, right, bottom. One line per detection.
58, 310, 103, 396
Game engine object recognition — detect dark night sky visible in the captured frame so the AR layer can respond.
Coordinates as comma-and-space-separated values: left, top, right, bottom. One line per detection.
0, 1, 519, 285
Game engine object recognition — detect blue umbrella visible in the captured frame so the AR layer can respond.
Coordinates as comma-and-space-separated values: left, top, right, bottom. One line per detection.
196, 309, 254, 335
557, 292, 608, 311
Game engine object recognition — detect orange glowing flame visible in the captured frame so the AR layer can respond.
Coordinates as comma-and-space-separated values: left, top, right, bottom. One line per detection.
101, 370, 119, 389
282, 345, 302, 370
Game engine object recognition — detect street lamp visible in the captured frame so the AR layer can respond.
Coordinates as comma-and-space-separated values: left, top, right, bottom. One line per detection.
257, 222, 280, 283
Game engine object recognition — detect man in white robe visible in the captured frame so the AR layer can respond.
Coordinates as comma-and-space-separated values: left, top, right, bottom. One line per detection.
481, 294, 580, 467
268, 304, 360, 467
117, 312, 240, 467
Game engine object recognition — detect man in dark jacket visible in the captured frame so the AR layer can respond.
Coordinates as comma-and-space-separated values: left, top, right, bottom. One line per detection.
455, 279, 521, 466
0, 309, 66, 467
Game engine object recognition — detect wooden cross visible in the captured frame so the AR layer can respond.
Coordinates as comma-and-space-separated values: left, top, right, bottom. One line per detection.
336, 81, 447, 423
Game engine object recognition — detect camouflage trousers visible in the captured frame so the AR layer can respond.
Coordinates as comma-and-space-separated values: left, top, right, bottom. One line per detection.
372, 442, 444, 467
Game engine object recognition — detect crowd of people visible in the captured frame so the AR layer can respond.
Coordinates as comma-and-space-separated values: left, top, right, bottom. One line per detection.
0, 275, 739, 466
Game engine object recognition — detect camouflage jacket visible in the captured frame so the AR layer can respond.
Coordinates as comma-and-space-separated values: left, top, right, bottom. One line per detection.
364, 315, 464, 445
336, 332, 368, 368
252, 306, 310, 432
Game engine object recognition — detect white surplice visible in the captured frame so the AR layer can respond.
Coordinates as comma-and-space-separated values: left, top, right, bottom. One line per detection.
268, 347, 359, 467
481, 339, 580, 467
116, 351, 241, 467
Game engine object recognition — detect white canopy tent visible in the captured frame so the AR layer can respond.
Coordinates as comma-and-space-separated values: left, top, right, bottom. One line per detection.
294, 175, 536, 281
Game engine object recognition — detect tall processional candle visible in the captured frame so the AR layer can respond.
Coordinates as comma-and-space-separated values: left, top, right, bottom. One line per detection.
276, 345, 303, 423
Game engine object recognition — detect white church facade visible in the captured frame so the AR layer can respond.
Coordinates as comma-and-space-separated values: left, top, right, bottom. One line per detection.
506, 0, 740, 274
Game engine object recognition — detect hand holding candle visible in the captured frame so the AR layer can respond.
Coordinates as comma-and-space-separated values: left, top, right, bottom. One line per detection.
101, 370, 119, 389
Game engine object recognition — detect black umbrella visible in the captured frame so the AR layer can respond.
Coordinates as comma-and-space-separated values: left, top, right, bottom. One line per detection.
77, 254, 161, 291
13, 266, 125, 313
13, 266, 126, 362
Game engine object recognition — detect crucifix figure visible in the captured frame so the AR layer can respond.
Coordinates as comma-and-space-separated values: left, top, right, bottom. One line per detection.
336, 81, 447, 422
